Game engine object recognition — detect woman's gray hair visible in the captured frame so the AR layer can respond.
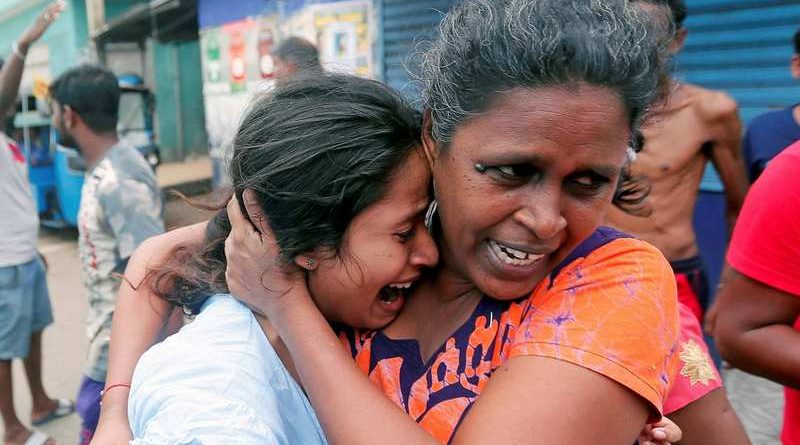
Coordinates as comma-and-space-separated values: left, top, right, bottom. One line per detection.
420, 0, 668, 144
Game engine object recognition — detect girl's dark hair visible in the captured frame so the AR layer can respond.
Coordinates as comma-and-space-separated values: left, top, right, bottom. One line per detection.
419, 0, 669, 215
149, 74, 422, 313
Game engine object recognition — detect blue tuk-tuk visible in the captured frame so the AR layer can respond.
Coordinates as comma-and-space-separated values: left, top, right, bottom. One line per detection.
17, 74, 160, 228
117, 74, 161, 168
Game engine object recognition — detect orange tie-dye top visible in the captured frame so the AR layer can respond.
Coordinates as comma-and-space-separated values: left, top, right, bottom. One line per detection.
339, 227, 681, 444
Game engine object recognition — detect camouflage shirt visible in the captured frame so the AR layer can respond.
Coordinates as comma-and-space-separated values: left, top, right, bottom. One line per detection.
78, 142, 164, 381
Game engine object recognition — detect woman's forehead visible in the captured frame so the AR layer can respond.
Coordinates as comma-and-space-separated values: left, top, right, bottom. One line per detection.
452, 86, 627, 143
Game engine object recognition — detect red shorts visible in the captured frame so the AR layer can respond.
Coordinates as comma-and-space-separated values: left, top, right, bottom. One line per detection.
663, 302, 722, 414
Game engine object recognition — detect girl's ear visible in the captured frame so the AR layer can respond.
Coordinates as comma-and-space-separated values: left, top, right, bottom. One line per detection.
293, 254, 318, 271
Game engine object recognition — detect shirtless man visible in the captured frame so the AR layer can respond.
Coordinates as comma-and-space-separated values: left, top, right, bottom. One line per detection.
608, 0, 749, 321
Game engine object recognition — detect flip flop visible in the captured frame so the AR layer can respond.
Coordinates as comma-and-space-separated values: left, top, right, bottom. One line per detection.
23, 430, 55, 445
30, 398, 75, 426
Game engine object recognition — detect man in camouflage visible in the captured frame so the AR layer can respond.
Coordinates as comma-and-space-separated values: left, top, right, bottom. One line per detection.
50, 65, 164, 445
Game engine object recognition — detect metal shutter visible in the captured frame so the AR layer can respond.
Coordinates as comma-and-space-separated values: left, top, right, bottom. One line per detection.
680, 0, 800, 124
377, 0, 458, 100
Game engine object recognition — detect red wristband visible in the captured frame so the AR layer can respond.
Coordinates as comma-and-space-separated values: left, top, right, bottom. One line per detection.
100, 383, 131, 399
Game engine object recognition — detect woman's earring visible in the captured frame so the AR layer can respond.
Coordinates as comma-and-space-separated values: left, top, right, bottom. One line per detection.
305, 258, 315, 269
424, 199, 438, 232
625, 146, 637, 164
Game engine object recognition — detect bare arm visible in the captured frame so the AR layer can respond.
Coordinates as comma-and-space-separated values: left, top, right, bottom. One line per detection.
669, 388, 750, 445
452, 357, 649, 444
90, 221, 208, 445
712, 268, 800, 389
704, 93, 748, 231
0, 1, 64, 118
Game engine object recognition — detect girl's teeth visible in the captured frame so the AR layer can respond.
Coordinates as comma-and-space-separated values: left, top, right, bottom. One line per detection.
490, 240, 544, 267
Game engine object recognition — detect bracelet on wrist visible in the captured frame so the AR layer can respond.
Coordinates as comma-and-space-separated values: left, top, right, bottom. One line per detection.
99, 383, 131, 400
11, 41, 26, 61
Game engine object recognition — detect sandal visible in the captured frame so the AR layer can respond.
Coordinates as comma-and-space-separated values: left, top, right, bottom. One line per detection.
30, 398, 75, 426
22, 430, 55, 445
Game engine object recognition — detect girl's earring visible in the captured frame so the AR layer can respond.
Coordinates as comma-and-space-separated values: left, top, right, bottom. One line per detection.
305, 258, 315, 269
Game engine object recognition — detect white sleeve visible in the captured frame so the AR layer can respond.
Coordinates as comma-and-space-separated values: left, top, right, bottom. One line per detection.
130, 394, 280, 445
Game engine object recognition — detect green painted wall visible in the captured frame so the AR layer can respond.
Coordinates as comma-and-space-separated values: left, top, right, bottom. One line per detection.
105, 0, 147, 21
0, 0, 208, 162
177, 40, 207, 157
0, 0, 88, 78
152, 39, 207, 162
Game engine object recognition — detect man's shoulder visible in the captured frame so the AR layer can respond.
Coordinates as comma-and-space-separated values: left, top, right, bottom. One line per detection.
680, 83, 737, 122
97, 145, 158, 194
747, 106, 794, 134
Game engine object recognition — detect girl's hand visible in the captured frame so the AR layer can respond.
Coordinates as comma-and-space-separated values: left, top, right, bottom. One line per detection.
89, 395, 133, 445
639, 416, 682, 445
224, 190, 309, 317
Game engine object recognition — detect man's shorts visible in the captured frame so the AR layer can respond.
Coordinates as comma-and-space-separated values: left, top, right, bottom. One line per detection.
0, 257, 54, 359
77, 375, 104, 445
670, 255, 710, 323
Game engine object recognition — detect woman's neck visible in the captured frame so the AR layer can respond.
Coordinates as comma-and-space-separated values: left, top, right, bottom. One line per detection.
382, 260, 484, 362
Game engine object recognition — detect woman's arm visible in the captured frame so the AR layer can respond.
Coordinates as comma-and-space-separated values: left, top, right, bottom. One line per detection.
712, 268, 800, 389
669, 388, 750, 445
224, 193, 678, 445
90, 222, 208, 445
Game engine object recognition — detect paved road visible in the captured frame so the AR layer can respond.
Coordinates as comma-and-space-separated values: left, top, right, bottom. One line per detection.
725, 366, 784, 445
2, 193, 787, 444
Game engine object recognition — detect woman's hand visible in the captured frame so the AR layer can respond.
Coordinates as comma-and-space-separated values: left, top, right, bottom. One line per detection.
639, 416, 682, 445
224, 190, 309, 317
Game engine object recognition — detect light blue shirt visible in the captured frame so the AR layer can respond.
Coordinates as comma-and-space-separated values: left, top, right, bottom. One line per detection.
129, 294, 327, 444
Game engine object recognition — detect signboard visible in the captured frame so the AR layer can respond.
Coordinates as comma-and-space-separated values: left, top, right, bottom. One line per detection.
198, 0, 374, 185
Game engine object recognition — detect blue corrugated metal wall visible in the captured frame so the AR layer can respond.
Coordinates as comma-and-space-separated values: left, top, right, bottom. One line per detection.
680, 0, 799, 124
379, 0, 799, 134
379, 0, 456, 99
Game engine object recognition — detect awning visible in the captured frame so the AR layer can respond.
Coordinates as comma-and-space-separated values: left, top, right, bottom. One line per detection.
93, 0, 198, 43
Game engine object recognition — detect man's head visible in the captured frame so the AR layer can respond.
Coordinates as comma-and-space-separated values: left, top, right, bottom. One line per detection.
792, 29, 800, 79
49, 64, 119, 151
634, 0, 688, 55
272, 37, 321, 80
